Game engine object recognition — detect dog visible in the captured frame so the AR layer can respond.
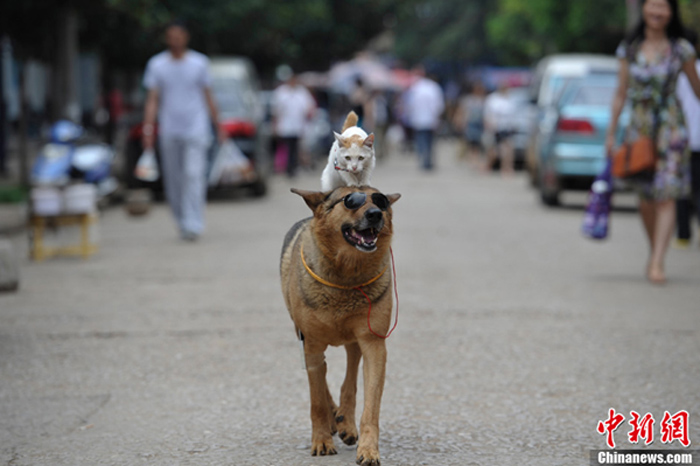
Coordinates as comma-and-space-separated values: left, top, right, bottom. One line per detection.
280, 186, 400, 466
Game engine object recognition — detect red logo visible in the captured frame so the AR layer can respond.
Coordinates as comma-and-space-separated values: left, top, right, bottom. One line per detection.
598, 408, 626, 448
628, 411, 655, 445
598, 409, 691, 448
661, 410, 690, 447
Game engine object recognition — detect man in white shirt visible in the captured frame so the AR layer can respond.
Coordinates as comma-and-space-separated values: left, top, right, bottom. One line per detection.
483, 82, 517, 175
271, 73, 315, 177
406, 66, 444, 171
676, 30, 700, 246
142, 21, 224, 241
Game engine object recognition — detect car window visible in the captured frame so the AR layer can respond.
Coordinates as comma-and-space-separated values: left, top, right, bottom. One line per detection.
569, 85, 616, 106
212, 77, 251, 118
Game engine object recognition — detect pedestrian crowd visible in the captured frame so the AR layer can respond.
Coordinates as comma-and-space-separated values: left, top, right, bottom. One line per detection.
139, 1, 699, 288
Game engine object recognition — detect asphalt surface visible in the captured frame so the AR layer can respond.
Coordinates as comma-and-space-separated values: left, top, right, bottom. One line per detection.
1, 141, 699, 466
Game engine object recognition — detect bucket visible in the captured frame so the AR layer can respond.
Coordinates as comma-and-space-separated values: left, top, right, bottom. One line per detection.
63, 184, 97, 214
31, 187, 62, 216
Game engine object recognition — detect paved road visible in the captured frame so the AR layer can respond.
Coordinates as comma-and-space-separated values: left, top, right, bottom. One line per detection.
1, 142, 698, 465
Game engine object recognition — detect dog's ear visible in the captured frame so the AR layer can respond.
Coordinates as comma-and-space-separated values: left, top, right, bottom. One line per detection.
386, 193, 401, 205
363, 133, 375, 148
291, 188, 327, 211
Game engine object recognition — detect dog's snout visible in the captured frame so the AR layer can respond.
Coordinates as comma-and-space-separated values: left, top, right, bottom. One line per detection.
365, 208, 383, 224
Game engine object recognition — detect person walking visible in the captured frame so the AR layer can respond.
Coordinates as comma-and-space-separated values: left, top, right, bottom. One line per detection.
606, 0, 700, 284
271, 72, 315, 177
483, 81, 517, 175
406, 65, 444, 171
675, 30, 700, 248
142, 21, 225, 242
453, 81, 487, 165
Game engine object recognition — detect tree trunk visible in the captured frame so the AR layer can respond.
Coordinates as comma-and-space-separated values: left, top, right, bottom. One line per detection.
0, 36, 6, 176
52, 7, 80, 122
18, 62, 28, 188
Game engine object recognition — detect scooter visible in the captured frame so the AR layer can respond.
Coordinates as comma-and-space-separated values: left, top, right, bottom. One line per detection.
31, 120, 118, 199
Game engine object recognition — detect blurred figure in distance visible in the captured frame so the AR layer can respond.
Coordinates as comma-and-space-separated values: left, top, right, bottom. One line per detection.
142, 20, 226, 242
484, 81, 517, 175
453, 80, 487, 165
675, 29, 700, 248
406, 65, 445, 171
271, 71, 316, 177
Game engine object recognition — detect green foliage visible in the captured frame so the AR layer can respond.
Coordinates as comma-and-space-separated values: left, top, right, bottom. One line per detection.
390, 0, 628, 66
2, 0, 635, 75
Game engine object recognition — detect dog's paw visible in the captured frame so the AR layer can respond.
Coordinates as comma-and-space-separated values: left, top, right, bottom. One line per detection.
335, 414, 358, 446
311, 435, 337, 457
356, 446, 380, 466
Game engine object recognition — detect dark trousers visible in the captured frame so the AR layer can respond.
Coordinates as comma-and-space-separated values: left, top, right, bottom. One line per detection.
414, 129, 435, 170
279, 136, 300, 176
676, 151, 700, 240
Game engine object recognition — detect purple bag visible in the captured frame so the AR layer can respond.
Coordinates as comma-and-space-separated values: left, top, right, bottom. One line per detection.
582, 160, 613, 240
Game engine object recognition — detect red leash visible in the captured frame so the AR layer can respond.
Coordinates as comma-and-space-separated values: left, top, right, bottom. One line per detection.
357, 247, 398, 339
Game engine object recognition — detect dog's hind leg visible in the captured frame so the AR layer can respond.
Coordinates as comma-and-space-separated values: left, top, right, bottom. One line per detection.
336, 342, 361, 446
305, 349, 338, 456
356, 338, 387, 466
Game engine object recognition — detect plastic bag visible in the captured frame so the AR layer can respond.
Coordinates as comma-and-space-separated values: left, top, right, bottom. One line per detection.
274, 142, 288, 174
134, 148, 159, 182
208, 140, 252, 187
582, 160, 613, 240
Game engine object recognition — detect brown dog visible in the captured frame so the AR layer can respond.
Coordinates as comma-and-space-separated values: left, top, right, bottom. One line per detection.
280, 186, 400, 466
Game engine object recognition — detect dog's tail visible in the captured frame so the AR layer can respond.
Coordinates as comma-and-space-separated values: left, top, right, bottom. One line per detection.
342, 111, 359, 132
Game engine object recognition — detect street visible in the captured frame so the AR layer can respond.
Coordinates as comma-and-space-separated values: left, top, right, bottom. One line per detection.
1, 141, 699, 466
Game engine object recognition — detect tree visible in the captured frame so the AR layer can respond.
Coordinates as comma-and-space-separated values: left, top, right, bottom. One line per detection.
486, 0, 627, 65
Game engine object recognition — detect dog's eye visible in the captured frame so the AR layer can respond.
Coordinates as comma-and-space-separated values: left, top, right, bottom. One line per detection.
345, 156, 351, 161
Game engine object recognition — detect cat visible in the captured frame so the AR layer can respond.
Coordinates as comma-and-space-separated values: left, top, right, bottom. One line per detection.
320, 111, 375, 192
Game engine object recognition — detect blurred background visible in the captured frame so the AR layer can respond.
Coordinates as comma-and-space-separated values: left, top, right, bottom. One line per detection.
0, 0, 694, 182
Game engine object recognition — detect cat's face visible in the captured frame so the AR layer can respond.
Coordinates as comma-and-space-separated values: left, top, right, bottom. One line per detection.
333, 132, 375, 173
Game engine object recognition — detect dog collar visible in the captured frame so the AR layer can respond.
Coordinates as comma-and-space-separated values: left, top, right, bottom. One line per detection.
300, 243, 387, 290
300, 243, 399, 340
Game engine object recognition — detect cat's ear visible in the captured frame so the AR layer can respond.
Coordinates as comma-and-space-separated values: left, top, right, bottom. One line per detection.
363, 133, 375, 148
334, 132, 345, 145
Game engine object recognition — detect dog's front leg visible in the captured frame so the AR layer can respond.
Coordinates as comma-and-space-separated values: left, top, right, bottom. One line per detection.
305, 350, 337, 456
336, 342, 361, 446
356, 338, 386, 466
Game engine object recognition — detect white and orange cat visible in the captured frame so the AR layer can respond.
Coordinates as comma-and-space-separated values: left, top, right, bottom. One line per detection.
320, 111, 375, 191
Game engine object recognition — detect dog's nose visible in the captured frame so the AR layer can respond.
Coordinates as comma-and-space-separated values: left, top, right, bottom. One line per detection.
365, 207, 383, 224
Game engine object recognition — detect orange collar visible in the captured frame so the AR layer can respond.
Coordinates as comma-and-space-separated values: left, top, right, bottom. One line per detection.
300, 243, 387, 290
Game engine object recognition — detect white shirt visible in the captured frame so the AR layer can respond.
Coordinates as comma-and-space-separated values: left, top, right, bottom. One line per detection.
407, 78, 445, 130
677, 60, 700, 151
271, 84, 315, 137
143, 50, 212, 139
484, 91, 516, 132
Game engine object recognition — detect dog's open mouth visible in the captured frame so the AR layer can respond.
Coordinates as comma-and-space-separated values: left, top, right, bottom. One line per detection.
342, 225, 379, 252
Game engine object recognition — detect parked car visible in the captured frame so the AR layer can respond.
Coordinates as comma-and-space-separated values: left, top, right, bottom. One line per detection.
125, 56, 270, 197
536, 73, 629, 206
525, 55, 620, 186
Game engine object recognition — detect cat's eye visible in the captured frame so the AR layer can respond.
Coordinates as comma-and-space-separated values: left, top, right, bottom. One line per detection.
359, 156, 365, 161
345, 156, 351, 161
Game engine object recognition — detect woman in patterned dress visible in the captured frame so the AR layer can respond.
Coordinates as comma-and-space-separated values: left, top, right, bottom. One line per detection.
606, 0, 700, 284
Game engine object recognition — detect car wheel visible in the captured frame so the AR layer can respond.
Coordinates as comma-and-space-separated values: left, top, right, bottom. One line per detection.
540, 189, 560, 206
249, 179, 267, 198
538, 168, 560, 207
